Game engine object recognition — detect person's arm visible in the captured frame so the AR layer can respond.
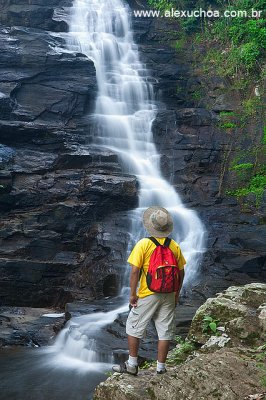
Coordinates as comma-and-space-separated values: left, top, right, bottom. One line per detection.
129, 264, 140, 307
175, 269, 185, 305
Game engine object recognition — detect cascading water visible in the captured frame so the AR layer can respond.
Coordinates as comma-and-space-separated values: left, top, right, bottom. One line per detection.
52, 0, 205, 374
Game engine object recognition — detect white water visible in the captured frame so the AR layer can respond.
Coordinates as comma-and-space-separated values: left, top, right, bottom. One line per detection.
52, 0, 206, 370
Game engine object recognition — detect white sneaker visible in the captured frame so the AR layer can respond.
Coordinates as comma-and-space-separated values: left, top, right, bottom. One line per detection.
112, 361, 138, 376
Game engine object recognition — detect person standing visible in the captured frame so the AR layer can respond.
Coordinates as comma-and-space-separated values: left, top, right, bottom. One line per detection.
113, 206, 186, 375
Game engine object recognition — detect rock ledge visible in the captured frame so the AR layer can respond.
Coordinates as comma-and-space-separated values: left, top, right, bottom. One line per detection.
94, 283, 266, 400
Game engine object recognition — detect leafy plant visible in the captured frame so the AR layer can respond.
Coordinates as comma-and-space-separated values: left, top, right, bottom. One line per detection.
232, 163, 254, 172
191, 89, 203, 101
147, 0, 174, 12
219, 122, 237, 130
242, 97, 263, 119
219, 112, 235, 118
140, 360, 156, 369
218, 111, 238, 130
227, 172, 266, 206
202, 315, 220, 334
167, 336, 196, 365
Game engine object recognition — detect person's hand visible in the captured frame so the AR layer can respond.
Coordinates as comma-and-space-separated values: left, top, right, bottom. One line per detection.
129, 295, 138, 308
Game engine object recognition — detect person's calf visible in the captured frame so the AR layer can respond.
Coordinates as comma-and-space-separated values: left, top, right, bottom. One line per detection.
128, 335, 140, 358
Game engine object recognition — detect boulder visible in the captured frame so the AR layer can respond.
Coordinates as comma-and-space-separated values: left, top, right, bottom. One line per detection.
94, 284, 266, 400
188, 283, 266, 346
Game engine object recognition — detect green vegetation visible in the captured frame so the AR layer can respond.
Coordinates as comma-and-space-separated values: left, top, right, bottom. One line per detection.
187, 1, 264, 80
147, 0, 173, 13
226, 149, 266, 206
149, 0, 265, 208
241, 97, 264, 123
219, 122, 237, 130
174, 35, 186, 50
191, 88, 203, 101
232, 163, 253, 172
261, 375, 266, 387
167, 336, 196, 365
218, 111, 240, 131
140, 360, 156, 369
202, 315, 220, 335
253, 344, 266, 386
263, 125, 266, 145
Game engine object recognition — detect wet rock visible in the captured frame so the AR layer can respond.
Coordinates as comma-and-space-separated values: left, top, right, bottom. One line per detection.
0, 0, 70, 32
0, 27, 96, 131
0, 306, 65, 347
0, 1, 140, 307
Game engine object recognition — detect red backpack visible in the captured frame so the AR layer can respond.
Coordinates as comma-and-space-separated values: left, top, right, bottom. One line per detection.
145, 237, 180, 293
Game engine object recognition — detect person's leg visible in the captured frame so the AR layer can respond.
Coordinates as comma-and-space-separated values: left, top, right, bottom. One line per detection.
112, 335, 139, 374
128, 335, 140, 358
153, 293, 176, 373
113, 295, 159, 374
157, 339, 170, 363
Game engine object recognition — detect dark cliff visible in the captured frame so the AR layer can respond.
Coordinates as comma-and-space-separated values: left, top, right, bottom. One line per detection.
0, 0, 265, 309
0, 0, 138, 307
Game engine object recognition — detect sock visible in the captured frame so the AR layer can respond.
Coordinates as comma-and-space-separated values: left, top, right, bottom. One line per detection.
157, 361, 166, 372
128, 355, 138, 367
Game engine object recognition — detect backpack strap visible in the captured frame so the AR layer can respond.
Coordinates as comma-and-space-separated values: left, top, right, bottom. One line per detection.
149, 237, 171, 247
164, 237, 171, 247
148, 237, 161, 247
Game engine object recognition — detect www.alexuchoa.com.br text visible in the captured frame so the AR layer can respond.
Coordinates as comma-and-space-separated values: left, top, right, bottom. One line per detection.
133, 8, 264, 18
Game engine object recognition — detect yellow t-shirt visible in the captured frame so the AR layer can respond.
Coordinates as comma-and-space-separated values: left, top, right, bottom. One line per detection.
127, 237, 186, 298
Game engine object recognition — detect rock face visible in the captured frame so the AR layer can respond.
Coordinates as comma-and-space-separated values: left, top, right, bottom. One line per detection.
130, 6, 266, 306
0, 0, 138, 307
94, 283, 266, 400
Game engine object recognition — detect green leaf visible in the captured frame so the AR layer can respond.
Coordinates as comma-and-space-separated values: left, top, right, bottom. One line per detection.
209, 322, 217, 333
203, 316, 213, 322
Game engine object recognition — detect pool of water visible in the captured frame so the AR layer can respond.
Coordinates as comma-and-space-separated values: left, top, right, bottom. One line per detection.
0, 347, 109, 400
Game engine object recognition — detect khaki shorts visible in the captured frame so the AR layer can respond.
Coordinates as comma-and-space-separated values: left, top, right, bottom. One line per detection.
126, 292, 176, 340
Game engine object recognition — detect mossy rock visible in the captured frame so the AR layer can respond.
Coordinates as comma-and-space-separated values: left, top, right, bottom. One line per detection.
188, 283, 266, 345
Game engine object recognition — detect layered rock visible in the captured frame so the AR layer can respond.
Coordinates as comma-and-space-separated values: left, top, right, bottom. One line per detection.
0, 0, 138, 307
94, 283, 266, 400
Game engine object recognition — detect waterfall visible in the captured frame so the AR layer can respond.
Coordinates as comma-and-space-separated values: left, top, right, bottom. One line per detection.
52, 0, 205, 370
